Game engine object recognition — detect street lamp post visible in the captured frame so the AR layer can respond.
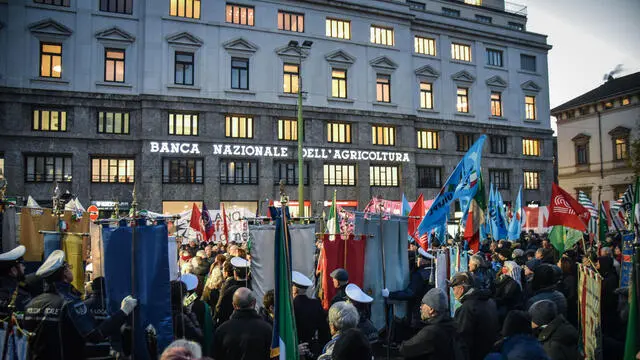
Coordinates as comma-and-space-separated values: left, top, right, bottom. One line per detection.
288, 40, 313, 220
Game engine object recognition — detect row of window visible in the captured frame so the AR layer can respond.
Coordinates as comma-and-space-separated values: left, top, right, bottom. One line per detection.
25, 154, 543, 189
574, 133, 630, 165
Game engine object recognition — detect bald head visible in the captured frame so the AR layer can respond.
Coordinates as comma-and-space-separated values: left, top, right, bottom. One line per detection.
232, 287, 255, 310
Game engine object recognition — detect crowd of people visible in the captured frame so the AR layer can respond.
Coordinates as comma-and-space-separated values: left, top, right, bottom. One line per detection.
0, 229, 638, 360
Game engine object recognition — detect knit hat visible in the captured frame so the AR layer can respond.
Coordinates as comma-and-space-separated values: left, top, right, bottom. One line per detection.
502, 310, 532, 336
525, 258, 542, 272
531, 264, 556, 291
421, 288, 448, 314
528, 300, 557, 326
512, 249, 525, 259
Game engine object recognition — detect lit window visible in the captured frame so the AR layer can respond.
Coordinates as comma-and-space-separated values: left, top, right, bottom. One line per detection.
331, 69, 347, 98
522, 138, 541, 156
417, 167, 441, 188
327, 122, 351, 143
174, 52, 194, 85
509, 22, 524, 31
283, 63, 299, 94
414, 36, 436, 56
524, 171, 540, 190
604, 101, 614, 109
615, 137, 629, 160
33, 109, 67, 132
34, 0, 69, 6
324, 164, 356, 186
225, 115, 253, 138
486, 48, 503, 67
91, 157, 135, 183
163, 158, 203, 184
326, 18, 351, 39
491, 92, 502, 117
417, 130, 438, 150
98, 111, 130, 134
225, 4, 254, 26
372, 125, 395, 146
376, 74, 391, 103
169, 113, 199, 136
370, 26, 394, 46
40, 43, 62, 78
100, 0, 133, 14
451, 43, 471, 62
278, 11, 304, 32
465, 0, 482, 5
370, 165, 399, 187
490, 136, 507, 154
274, 162, 308, 185
622, 97, 631, 106
457, 133, 473, 152
104, 49, 125, 83
520, 54, 536, 72
457, 88, 469, 113
420, 82, 433, 109
442, 7, 460, 17
407, 1, 425, 10
490, 169, 510, 190
25, 155, 72, 183
278, 119, 298, 141
475, 15, 492, 23
220, 159, 258, 184
525, 96, 536, 120
170, 0, 201, 19
231, 58, 249, 90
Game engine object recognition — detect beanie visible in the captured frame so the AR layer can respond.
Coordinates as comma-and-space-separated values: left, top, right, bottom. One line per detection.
528, 300, 557, 326
502, 310, 532, 336
421, 288, 448, 314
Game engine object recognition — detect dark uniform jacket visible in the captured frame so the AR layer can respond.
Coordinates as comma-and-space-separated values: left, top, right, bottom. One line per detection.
293, 294, 330, 355
214, 278, 245, 325
83, 291, 112, 359
23, 282, 127, 360
399, 314, 459, 360
536, 315, 579, 360
213, 308, 273, 360
389, 265, 431, 327
330, 284, 348, 306
454, 288, 499, 360
0, 276, 32, 318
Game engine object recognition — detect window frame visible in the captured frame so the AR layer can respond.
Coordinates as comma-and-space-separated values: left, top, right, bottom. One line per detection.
442, 7, 460, 17
174, 51, 194, 85
523, 171, 540, 190
327, 122, 352, 144
376, 74, 391, 103
283, 63, 300, 94
99, 0, 133, 14
520, 54, 537, 72
614, 136, 629, 161
25, 154, 72, 183
370, 165, 399, 187
323, 163, 356, 186
456, 133, 473, 152
490, 136, 507, 154
417, 166, 442, 188
104, 48, 125, 83
277, 118, 298, 141
370, 25, 394, 46
456, 87, 469, 113
34, 0, 70, 7
219, 159, 259, 185
491, 92, 503, 117
163, 157, 204, 184
277, 10, 304, 32
98, 110, 130, 135
414, 36, 436, 56
230, 57, 249, 90
475, 14, 492, 23
417, 130, 439, 150
331, 68, 347, 98
451, 43, 471, 62
486, 48, 503, 67
225, 115, 254, 139
575, 143, 589, 165
325, 18, 351, 40
169, 0, 201, 19
419, 82, 433, 109
226, 3, 255, 26
371, 125, 396, 146
32, 109, 67, 132
274, 161, 309, 185
490, 169, 511, 190
168, 112, 199, 136
522, 138, 541, 157
40, 42, 62, 78
91, 157, 135, 183
525, 95, 537, 120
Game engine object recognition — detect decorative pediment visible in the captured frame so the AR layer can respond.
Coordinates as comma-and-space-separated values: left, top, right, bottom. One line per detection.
369, 56, 398, 71
571, 133, 591, 144
29, 18, 73, 37
609, 126, 630, 137
451, 70, 475, 83
520, 80, 541, 93
223, 38, 259, 53
414, 65, 440, 78
95, 27, 135, 43
275, 44, 309, 60
166, 32, 203, 47
485, 75, 507, 88
324, 49, 356, 65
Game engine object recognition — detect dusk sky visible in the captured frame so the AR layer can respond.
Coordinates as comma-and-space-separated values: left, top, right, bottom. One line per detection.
521, 0, 640, 132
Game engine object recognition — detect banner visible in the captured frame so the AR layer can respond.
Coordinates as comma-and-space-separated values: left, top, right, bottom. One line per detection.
0, 327, 29, 360
90, 222, 103, 278
363, 198, 432, 215
435, 249, 449, 290
2, 207, 18, 253
448, 247, 470, 317
62, 234, 84, 292
620, 233, 635, 288
174, 208, 253, 243
320, 234, 367, 310
43, 232, 61, 260
578, 263, 603, 360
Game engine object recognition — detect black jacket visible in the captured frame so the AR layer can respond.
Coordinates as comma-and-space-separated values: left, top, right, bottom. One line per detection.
389, 265, 431, 327
330, 284, 348, 306
214, 278, 245, 325
294, 294, 330, 353
454, 288, 499, 360
399, 314, 459, 360
213, 308, 273, 360
494, 275, 523, 324
23, 282, 127, 360
83, 291, 112, 359
0, 276, 32, 318
172, 307, 204, 344
536, 315, 579, 360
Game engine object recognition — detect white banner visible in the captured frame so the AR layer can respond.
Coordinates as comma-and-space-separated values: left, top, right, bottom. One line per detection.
578, 264, 602, 360
174, 208, 254, 243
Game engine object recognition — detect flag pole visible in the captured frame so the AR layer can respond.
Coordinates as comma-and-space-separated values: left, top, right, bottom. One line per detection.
377, 202, 391, 360
130, 183, 138, 359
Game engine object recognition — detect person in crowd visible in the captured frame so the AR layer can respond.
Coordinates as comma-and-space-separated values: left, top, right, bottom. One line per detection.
525, 249, 536, 261
529, 300, 579, 360
495, 247, 512, 265
449, 271, 499, 360
557, 255, 578, 327
469, 253, 495, 294
0, 245, 31, 318
160, 339, 202, 360
523, 258, 541, 298
597, 256, 620, 337
485, 310, 550, 360
83, 277, 112, 359
191, 255, 209, 294
317, 301, 359, 360
23, 250, 137, 360
203, 245, 215, 267
512, 248, 527, 266
179, 250, 192, 269
259, 289, 274, 325
170, 280, 203, 345
345, 283, 378, 342
213, 287, 272, 360
600, 246, 621, 276
382, 247, 433, 329
525, 264, 567, 316
494, 261, 524, 325
331, 328, 373, 360
214, 257, 250, 325
399, 287, 460, 360
292, 271, 330, 357
181, 263, 194, 275
201, 262, 224, 310
408, 242, 418, 272
227, 244, 239, 258
536, 248, 556, 265
330, 268, 349, 305
185, 239, 199, 258
181, 273, 213, 356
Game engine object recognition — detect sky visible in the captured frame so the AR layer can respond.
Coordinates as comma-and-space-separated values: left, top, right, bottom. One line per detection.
520, 0, 640, 133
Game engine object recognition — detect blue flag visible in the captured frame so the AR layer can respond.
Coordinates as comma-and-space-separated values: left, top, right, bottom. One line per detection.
402, 194, 413, 243
508, 185, 524, 241
491, 188, 508, 240
418, 135, 487, 236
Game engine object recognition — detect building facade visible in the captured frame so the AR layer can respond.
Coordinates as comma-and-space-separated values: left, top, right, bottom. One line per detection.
0, 0, 553, 216
553, 72, 640, 204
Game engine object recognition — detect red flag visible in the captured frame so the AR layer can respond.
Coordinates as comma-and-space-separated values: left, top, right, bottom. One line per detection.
408, 194, 427, 249
189, 203, 203, 234
320, 234, 366, 310
222, 203, 230, 245
464, 206, 481, 253
548, 183, 591, 232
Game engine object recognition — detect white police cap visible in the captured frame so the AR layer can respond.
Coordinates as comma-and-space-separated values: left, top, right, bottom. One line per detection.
418, 247, 435, 260
292, 271, 313, 288
345, 283, 373, 304
180, 273, 199, 291
36, 250, 66, 278
0, 245, 26, 262
230, 256, 249, 268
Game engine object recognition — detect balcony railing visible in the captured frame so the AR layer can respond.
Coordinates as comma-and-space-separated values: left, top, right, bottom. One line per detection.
444, 0, 527, 17
504, 1, 527, 16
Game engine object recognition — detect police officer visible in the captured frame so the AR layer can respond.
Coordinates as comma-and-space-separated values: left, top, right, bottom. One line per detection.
292, 271, 330, 359
83, 277, 112, 359
23, 250, 138, 360
329, 268, 349, 306
0, 245, 31, 318
214, 256, 249, 325
345, 283, 378, 343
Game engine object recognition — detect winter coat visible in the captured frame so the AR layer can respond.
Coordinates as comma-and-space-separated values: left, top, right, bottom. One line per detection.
535, 315, 579, 360
213, 308, 273, 360
484, 334, 550, 360
598, 257, 620, 337
471, 266, 496, 295
525, 288, 567, 317
399, 314, 459, 360
494, 275, 523, 324
214, 278, 244, 325
559, 274, 578, 328
389, 265, 432, 327
454, 288, 500, 360
172, 308, 204, 345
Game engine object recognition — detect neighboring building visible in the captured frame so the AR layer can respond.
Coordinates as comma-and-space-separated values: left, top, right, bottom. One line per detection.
0, 0, 553, 216
552, 72, 640, 203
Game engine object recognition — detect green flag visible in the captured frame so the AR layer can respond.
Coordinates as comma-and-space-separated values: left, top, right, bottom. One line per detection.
624, 250, 638, 359
598, 202, 608, 244
549, 225, 583, 254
